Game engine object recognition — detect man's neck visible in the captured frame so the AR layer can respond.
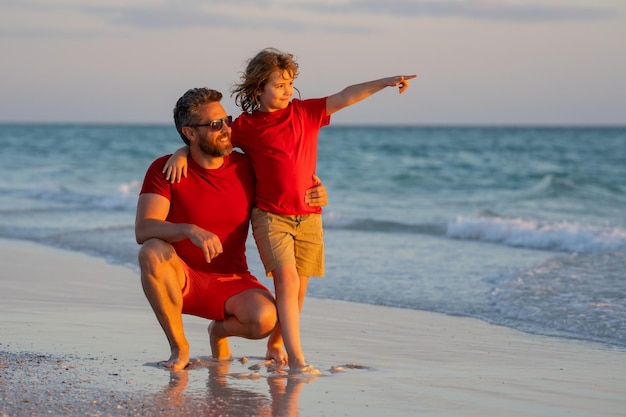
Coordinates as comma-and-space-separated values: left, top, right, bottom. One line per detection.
190, 150, 225, 170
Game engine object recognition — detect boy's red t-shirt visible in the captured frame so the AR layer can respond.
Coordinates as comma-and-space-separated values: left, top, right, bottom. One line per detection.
232, 98, 330, 216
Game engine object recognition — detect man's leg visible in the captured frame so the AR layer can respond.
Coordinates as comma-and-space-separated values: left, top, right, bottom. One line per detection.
209, 288, 277, 360
138, 239, 188, 370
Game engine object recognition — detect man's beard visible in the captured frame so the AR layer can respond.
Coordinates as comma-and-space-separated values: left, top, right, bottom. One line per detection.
199, 133, 233, 157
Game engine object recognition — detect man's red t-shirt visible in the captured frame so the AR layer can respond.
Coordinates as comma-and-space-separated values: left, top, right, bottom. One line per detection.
139, 152, 255, 274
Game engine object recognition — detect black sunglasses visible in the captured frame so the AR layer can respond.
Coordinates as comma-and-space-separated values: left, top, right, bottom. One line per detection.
188, 115, 233, 131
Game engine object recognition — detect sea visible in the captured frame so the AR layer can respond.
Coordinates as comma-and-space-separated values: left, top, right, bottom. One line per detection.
1, 124, 625, 349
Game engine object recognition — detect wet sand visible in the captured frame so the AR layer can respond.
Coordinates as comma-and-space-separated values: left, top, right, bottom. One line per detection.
1, 238, 625, 416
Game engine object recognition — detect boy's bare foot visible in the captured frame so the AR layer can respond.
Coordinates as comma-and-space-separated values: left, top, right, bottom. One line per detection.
266, 343, 288, 365
288, 364, 321, 375
208, 321, 232, 360
161, 346, 190, 370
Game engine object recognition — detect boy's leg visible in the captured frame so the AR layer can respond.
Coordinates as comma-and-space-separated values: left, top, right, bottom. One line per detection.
298, 275, 310, 309
266, 274, 309, 365
251, 209, 321, 371
273, 211, 321, 371
271, 264, 307, 370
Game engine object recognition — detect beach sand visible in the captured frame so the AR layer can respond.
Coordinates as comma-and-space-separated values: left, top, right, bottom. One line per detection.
1, 238, 625, 417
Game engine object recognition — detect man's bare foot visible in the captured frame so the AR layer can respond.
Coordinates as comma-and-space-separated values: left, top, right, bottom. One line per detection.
161, 347, 189, 371
266, 343, 288, 365
208, 321, 232, 360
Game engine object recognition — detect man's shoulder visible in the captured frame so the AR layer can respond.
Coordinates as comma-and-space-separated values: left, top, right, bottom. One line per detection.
148, 154, 171, 167
144, 155, 171, 174
224, 151, 254, 184
227, 150, 251, 164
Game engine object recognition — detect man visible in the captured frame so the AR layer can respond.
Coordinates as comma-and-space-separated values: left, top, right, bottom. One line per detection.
135, 88, 326, 370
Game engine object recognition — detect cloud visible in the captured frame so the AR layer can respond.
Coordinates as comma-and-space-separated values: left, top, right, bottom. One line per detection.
0, 0, 370, 37
0, 0, 618, 39
84, 1, 621, 29
84, 1, 371, 33
292, 0, 617, 22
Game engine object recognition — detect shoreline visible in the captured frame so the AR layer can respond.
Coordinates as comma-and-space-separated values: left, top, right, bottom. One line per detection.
1, 238, 625, 416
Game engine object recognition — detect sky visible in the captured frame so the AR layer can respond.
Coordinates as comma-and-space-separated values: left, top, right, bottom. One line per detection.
1, 0, 625, 126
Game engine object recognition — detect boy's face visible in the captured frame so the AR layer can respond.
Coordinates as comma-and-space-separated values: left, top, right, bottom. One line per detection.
258, 70, 294, 112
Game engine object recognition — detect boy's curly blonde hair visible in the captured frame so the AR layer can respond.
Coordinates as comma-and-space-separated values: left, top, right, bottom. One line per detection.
231, 48, 300, 114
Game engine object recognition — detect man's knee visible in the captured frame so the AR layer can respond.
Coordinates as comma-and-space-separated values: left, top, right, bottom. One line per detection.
229, 289, 277, 339
138, 239, 184, 289
253, 294, 278, 338
138, 239, 175, 270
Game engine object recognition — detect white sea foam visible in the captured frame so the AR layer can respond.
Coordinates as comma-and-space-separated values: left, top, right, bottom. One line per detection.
446, 215, 626, 253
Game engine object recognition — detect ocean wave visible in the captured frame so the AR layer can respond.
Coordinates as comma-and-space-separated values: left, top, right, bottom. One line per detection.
323, 212, 626, 254
11, 181, 141, 212
518, 173, 626, 203
489, 250, 626, 347
446, 214, 626, 253
0, 225, 139, 271
323, 215, 446, 236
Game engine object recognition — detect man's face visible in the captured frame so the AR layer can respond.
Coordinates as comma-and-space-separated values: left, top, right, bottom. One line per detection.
258, 70, 294, 113
192, 102, 233, 157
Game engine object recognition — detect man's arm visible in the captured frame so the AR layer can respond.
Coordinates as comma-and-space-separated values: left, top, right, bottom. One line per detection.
135, 193, 223, 263
326, 74, 417, 116
304, 175, 328, 207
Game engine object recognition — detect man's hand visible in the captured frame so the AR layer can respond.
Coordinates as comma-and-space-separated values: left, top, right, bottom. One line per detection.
188, 225, 223, 263
305, 175, 328, 207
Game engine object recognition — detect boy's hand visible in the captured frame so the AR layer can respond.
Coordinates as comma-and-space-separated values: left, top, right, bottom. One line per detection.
163, 152, 189, 183
391, 74, 418, 94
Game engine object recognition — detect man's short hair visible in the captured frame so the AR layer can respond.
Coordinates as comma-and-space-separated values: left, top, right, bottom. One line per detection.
173, 88, 223, 145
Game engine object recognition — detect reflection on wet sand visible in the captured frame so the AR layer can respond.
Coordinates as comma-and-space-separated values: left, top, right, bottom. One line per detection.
152, 358, 318, 417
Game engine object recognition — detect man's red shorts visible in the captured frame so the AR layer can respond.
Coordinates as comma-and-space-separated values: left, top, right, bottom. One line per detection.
180, 261, 270, 321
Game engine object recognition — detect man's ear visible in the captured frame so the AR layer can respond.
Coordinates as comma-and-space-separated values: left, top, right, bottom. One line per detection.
181, 126, 195, 143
